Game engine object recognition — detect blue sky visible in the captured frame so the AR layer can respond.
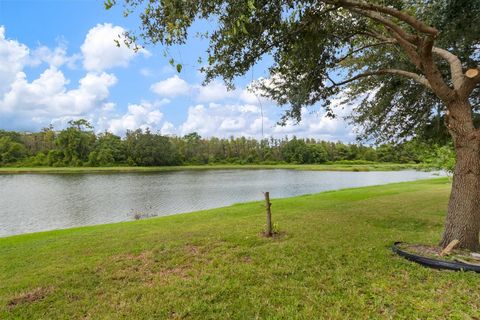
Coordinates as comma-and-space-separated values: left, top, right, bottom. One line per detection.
0, 0, 355, 141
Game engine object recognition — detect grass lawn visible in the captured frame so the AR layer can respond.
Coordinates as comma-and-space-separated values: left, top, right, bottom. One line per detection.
0, 162, 420, 174
2, 178, 478, 319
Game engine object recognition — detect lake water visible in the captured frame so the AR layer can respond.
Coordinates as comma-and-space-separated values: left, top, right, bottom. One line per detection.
0, 169, 443, 237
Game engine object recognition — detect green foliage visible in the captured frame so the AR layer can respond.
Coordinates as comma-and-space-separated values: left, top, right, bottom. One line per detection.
106, 0, 479, 144
46, 150, 64, 167
279, 138, 308, 163
104, 0, 114, 10
264, 222, 280, 235
0, 121, 446, 168
56, 120, 96, 166
0, 136, 26, 164
0, 163, 421, 174
125, 129, 180, 166
30, 152, 47, 166
89, 132, 126, 166
422, 144, 456, 174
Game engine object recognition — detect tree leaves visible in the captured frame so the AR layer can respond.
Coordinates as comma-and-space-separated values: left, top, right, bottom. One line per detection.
104, 0, 115, 10
111, 0, 479, 144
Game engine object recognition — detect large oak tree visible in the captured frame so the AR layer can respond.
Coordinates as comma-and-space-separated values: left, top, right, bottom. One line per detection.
108, 0, 480, 250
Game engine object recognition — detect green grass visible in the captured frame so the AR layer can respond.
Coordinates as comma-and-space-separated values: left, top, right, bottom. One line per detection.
0, 162, 420, 174
2, 178, 479, 319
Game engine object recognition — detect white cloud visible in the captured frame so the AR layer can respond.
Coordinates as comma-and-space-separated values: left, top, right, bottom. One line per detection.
153, 98, 171, 107
102, 102, 116, 112
239, 86, 271, 105
219, 118, 246, 131
144, 74, 356, 141
0, 67, 117, 126
153, 76, 354, 140
81, 23, 148, 72
174, 100, 354, 141
0, 26, 123, 130
179, 103, 271, 137
30, 43, 80, 69
150, 75, 191, 97
0, 25, 166, 132
160, 121, 175, 135
151, 76, 273, 107
106, 102, 164, 135
239, 104, 260, 113
270, 104, 355, 141
195, 81, 236, 102
0, 26, 30, 96
0, 24, 356, 141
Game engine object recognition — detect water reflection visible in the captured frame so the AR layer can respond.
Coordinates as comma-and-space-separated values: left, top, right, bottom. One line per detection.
0, 169, 443, 237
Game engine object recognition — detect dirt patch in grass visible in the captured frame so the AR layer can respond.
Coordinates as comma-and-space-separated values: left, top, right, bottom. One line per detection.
400, 243, 442, 257
186, 244, 200, 256
107, 251, 172, 283
118, 250, 153, 264
259, 231, 287, 239
398, 243, 480, 264
241, 255, 253, 263
7, 287, 52, 309
157, 266, 189, 278
97, 246, 212, 286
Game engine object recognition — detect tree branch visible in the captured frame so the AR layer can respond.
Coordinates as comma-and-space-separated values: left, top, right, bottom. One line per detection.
335, 41, 395, 63
331, 69, 432, 89
325, 74, 338, 86
329, 0, 439, 35
385, 27, 422, 69
431, 47, 464, 90
360, 30, 390, 41
466, 68, 480, 79
349, 9, 425, 71
361, 30, 467, 96
459, 67, 480, 97
419, 38, 456, 102
351, 8, 418, 44
347, 11, 460, 101
359, 33, 465, 91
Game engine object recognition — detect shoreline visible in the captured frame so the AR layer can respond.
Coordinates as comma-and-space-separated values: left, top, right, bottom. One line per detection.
0, 163, 422, 174
0, 177, 444, 241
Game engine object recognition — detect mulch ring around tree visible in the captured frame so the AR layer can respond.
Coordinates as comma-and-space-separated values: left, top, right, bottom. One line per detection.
392, 242, 480, 272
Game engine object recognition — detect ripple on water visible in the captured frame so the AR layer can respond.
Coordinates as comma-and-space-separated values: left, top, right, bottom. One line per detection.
0, 169, 443, 237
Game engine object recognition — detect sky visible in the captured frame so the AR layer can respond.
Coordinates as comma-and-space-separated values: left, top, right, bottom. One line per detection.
0, 0, 356, 141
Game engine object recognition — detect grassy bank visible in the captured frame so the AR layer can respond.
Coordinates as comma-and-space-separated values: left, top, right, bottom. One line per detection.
0, 162, 420, 174
2, 178, 478, 319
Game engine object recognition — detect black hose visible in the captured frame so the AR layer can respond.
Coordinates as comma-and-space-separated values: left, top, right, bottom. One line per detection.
392, 242, 480, 272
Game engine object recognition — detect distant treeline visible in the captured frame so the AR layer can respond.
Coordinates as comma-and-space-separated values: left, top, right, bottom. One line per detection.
0, 119, 452, 167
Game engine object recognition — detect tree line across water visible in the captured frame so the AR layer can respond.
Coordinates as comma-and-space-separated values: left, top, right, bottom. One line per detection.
0, 119, 453, 169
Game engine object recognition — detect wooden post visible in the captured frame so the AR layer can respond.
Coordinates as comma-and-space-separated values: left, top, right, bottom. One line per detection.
264, 192, 272, 237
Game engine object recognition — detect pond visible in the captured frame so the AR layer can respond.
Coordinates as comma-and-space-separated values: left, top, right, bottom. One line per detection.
0, 169, 443, 237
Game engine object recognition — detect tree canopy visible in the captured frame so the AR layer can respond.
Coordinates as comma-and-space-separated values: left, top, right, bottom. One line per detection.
107, 0, 479, 143
0, 125, 440, 167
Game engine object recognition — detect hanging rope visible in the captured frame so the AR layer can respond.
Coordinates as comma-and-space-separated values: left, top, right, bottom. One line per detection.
251, 66, 264, 138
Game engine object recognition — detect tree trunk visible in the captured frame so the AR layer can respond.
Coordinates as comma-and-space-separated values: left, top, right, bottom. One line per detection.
264, 192, 272, 237
440, 100, 480, 251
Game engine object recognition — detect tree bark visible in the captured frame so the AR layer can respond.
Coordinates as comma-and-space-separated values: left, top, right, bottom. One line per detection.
264, 192, 272, 237
440, 100, 480, 251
